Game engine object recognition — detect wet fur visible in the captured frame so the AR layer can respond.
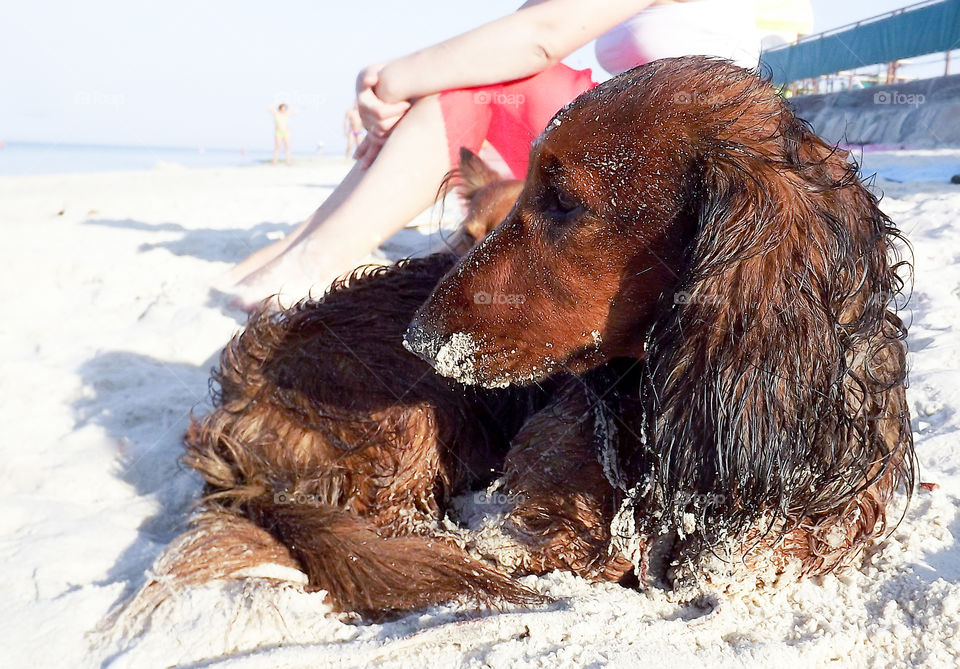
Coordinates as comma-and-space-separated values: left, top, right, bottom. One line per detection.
190, 255, 554, 619
500, 376, 635, 583
408, 57, 915, 584
109, 152, 576, 632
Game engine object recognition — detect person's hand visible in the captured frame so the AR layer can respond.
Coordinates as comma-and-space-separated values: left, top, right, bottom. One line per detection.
354, 64, 410, 167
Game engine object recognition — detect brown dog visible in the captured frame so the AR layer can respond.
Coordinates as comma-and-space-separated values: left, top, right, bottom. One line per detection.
406, 57, 915, 587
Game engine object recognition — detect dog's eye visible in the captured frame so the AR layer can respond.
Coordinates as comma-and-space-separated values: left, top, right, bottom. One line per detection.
545, 188, 582, 219
512, 510, 557, 534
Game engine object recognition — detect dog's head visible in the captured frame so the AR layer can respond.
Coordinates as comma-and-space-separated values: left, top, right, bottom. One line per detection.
406, 57, 788, 387
411, 57, 913, 557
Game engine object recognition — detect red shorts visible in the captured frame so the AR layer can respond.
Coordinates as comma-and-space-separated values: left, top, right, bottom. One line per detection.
438, 64, 596, 179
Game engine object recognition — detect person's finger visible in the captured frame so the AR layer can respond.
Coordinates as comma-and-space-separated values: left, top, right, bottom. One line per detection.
354, 135, 377, 163
353, 136, 369, 161
355, 89, 384, 129
361, 146, 379, 169
357, 88, 409, 124
369, 99, 410, 120
356, 90, 378, 117
356, 65, 381, 94
359, 135, 385, 169
354, 139, 370, 166
357, 111, 378, 135
359, 110, 395, 137
370, 115, 401, 137
357, 108, 382, 136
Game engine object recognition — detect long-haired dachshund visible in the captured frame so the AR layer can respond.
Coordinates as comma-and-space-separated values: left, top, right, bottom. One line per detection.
406, 56, 915, 588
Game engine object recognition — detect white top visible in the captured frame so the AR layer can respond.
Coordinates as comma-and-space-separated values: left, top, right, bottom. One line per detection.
594, 0, 761, 75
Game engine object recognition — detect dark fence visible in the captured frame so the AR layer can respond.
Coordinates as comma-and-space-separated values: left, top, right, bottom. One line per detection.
761, 0, 960, 85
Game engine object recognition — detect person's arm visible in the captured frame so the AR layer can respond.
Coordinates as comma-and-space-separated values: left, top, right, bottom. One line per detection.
374, 0, 654, 103
353, 0, 653, 167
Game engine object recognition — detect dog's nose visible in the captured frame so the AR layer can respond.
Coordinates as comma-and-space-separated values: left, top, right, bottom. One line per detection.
403, 315, 443, 364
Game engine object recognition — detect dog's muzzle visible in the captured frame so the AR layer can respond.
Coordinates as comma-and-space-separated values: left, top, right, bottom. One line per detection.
403, 316, 443, 365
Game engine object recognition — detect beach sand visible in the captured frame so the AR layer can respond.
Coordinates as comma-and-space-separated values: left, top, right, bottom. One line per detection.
2, 153, 960, 667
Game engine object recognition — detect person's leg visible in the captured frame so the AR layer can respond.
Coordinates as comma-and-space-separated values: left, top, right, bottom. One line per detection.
230, 93, 462, 298
284, 136, 291, 165
272, 135, 280, 165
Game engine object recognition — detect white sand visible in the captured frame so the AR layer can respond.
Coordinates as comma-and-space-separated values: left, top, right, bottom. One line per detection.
1, 153, 960, 668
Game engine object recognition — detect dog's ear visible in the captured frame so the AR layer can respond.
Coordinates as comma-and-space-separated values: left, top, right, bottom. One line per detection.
456, 147, 503, 201
435, 147, 503, 211
620, 129, 911, 549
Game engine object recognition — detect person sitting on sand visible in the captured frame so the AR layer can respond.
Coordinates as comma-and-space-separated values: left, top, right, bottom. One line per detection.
344, 105, 364, 159
228, 0, 760, 303
271, 103, 294, 165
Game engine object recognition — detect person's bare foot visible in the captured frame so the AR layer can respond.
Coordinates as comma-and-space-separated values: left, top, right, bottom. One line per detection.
222, 236, 291, 288
225, 259, 310, 313
212, 242, 310, 313
227, 238, 372, 312
222, 212, 320, 289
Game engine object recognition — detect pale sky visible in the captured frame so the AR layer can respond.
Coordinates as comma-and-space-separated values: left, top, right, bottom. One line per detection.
0, 0, 923, 152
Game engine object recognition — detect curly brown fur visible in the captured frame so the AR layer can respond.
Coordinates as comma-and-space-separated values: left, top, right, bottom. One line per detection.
500, 376, 634, 584
407, 56, 915, 586
118, 254, 550, 628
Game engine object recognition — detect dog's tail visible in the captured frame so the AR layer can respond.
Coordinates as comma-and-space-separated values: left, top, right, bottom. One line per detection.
95, 510, 303, 643
108, 499, 541, 637
240, 498, 543, 619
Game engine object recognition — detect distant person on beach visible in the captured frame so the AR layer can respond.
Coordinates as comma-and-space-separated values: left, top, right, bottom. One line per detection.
229, 0, 761, 302
271, 103, 294, 165
344, 105, 364, 159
